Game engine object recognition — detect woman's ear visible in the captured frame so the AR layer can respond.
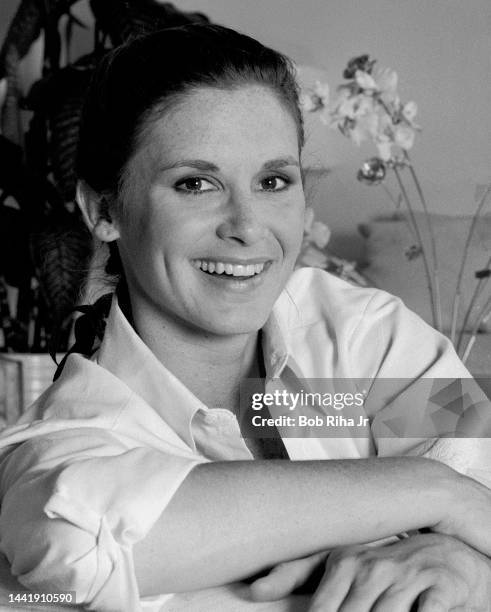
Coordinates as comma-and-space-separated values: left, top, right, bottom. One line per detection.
76, 181, 121, 243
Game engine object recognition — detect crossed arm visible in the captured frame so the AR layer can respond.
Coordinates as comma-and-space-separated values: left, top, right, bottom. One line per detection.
132, 455, 491, 599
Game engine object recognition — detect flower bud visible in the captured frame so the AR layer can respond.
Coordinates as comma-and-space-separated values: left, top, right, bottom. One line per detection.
310, 221, 331, 249
402, 101, 418, 122
313, 81, 330, 106
299, 93, 318, 112
355, 70, 377, 90
343, 55, 376, 79
394, 125, 415, 150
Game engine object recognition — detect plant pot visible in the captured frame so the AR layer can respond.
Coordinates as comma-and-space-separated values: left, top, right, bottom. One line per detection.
0, 353, 60, 426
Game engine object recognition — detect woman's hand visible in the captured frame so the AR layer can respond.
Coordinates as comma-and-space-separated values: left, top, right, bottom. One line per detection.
310, 535, 491, 612
250, 534, 491, 611
249, 551, 329, 601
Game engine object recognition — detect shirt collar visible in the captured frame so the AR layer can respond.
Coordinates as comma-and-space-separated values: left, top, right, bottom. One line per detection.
97, 296, 205, 449
96, 294, 300, 448
261, 310, 290, 379
265, 288, 309, 380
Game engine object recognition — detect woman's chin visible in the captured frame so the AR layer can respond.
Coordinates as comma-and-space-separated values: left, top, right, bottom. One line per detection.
194, 310, 270, 337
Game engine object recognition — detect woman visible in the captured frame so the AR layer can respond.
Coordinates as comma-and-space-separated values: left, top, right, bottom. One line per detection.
0, 23, 490, 612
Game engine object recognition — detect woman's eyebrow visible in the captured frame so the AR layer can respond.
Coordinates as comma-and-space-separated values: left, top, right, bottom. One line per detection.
160, 156, 299, 172
262, 156, 300, 170
161, 159, 220, 172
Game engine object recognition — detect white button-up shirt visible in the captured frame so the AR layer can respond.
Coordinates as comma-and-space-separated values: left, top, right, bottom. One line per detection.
0, 268, 489, 611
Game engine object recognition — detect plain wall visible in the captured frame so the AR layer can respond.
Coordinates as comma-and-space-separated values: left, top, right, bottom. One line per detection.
2, 0, 490, 259
175, 0, 491, 259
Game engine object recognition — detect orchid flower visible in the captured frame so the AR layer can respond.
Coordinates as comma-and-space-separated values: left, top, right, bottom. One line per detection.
302, 55, 443, 335
302, 54, 491, 357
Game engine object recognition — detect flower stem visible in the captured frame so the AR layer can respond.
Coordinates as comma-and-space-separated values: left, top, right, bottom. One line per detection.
403, 151, 442, 331
461, 291, 491, 364
393, 165, 439, 329
456, 261, 490, 355
461, 334, 476, 365
453, 183, 491, 346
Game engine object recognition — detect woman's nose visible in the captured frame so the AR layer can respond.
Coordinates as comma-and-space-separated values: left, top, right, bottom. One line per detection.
216, 195, 267, 245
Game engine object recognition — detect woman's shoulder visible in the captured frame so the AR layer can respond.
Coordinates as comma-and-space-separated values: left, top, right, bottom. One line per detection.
277, 266, 403, 331
27, 353, 133, 423
0, 353, 134, 458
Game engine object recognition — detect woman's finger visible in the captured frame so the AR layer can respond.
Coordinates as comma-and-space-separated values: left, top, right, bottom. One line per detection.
249, 552, 327, 601
417, 564, 471, 612
371, 577, 435, 612
314, 559, 400, 612
417, 585, 457, 612
308, 547, 427, 612
307, 552, 359, 612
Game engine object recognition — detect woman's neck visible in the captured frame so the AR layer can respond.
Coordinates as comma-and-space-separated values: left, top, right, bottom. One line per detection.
129, 300, 261, 411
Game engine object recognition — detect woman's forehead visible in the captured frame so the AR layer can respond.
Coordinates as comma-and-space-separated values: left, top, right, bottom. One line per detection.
138, 85, 301, 166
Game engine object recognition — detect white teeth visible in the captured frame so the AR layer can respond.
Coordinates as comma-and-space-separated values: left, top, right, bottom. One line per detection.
195, 260, 268, 277
232, 265, 246, 277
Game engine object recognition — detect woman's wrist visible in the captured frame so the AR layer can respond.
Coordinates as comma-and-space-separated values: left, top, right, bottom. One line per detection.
424, 458, 491, 549
421, 458, 465, 531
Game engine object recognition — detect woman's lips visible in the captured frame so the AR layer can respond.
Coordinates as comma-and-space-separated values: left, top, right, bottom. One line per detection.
193, 259, 271, 277
192, 259, 273, 286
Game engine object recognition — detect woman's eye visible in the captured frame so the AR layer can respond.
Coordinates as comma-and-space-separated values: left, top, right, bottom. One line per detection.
175, 177, 216, 194
260, 176, 290, 192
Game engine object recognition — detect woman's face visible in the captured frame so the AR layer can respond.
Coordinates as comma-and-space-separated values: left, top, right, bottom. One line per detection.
115, 85, 306, 337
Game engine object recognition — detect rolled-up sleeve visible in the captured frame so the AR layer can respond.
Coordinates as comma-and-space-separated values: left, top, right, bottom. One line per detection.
0, 429, 204, 611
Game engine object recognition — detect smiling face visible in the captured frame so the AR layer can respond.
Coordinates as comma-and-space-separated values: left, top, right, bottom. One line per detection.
114, 85, 305, 338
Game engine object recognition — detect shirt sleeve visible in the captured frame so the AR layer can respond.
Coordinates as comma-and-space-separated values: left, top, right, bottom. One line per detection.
349, 289, 491, 484
0, 428, 205, 611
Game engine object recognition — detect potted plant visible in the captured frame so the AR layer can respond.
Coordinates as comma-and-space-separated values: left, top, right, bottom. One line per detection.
0, 0, 209, 417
